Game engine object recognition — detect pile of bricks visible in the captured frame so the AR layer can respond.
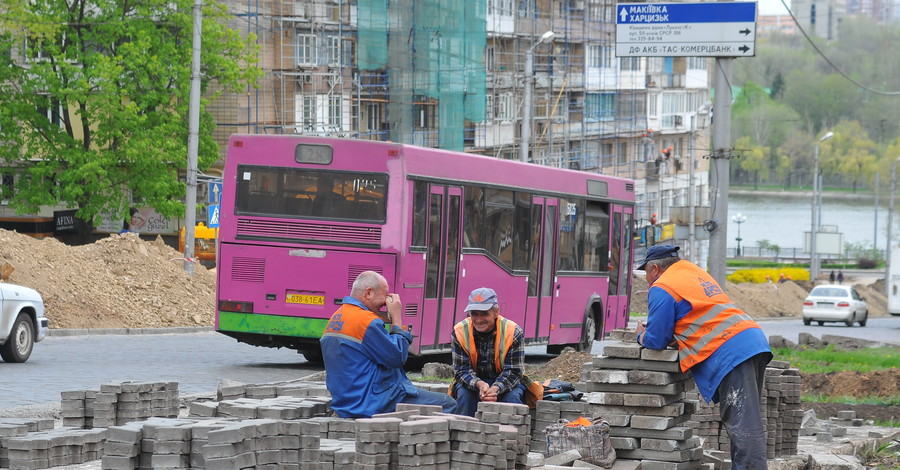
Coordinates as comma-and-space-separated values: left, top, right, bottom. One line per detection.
190, 396, 332, 420
532, 331, 704, 469
1, 426, 105, 470
60, 381, 178, 428
101, 417, 324, 470
686, 358, 802, 459
0, 418, 56, 469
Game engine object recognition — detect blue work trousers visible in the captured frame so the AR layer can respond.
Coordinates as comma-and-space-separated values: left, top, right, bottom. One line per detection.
399, 387, 459, 415
718, 352, 771, 470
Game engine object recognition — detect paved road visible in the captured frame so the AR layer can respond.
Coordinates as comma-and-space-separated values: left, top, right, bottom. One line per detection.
4, 316, 899, 409
1, 331, 320, 409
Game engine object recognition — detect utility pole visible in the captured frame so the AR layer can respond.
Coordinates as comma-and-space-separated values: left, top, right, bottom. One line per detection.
184, 0, 203, 276
706, 57, 733, 286
885, 157, 899, 297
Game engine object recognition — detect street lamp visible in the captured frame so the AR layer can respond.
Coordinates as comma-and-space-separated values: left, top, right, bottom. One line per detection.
520, 30, 555, 163
884, 156, 900, 297
810, 131, 834, 281
732, 213, 746, 257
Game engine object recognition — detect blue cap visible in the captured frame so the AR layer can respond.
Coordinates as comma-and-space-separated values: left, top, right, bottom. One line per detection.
465, 287, 498, 312
637, 245, 680, 270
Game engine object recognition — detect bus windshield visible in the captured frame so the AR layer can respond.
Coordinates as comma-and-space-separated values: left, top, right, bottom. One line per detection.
235, 165, 388, 222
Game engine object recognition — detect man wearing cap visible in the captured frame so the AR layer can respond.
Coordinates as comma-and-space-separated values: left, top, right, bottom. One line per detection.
321, 270, 458, 418
635, 245, 772, 470
450, 287, 544, 417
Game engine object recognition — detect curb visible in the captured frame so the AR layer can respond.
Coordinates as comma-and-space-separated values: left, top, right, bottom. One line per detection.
47, 326, 214, 337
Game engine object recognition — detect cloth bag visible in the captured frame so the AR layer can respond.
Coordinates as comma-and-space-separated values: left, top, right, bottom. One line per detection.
545, 416, 616, 468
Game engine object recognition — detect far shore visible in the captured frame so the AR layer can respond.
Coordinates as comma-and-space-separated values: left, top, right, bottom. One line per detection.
731, 187, 882, 202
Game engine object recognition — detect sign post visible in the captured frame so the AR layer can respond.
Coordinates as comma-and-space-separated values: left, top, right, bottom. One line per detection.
616, 2, 757, 57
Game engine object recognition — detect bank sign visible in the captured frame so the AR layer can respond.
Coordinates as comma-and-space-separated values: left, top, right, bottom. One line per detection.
616, 2, 757, 57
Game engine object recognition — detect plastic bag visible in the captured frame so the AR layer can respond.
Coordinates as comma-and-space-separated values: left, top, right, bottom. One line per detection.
545, 416, 616, 468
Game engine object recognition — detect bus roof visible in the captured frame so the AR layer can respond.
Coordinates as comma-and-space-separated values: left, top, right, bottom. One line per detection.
227, 134, 635, 204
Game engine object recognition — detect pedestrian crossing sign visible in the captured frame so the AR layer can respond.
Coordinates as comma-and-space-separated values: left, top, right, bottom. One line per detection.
208, 204, 220, 228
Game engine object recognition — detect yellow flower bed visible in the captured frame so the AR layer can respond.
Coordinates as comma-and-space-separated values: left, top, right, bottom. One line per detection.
726, 267, 809, 284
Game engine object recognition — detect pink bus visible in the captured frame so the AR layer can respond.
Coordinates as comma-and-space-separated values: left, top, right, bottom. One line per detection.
216, 135, 635, 362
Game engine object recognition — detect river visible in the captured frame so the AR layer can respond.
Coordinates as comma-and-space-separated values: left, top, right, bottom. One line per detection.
726, 191, 888, 254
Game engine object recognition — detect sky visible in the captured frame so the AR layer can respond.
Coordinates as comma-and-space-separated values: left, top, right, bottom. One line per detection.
758, 0, 791, 15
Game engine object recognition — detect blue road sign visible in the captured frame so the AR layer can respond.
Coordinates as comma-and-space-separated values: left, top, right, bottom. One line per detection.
208, 181, 223, 204
208, 204, 220, 228
616, 2, 757, 57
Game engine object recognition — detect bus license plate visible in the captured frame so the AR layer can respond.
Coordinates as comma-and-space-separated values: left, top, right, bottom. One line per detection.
286, 294, 325, 305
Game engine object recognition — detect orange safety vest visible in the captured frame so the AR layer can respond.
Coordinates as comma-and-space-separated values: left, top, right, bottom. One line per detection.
449, 315, 544, 408
652, 260, 760, 372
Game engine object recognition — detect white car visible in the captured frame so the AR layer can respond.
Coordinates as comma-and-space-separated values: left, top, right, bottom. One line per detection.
802, 284, 868, 327
0, 282, 48, 362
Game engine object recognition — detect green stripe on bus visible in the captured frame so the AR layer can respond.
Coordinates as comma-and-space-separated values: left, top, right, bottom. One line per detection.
217, 312, 329, 338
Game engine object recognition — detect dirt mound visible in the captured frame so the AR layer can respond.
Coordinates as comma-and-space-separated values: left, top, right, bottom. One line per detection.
803, 370, 900, 398
0, 229, 215, 329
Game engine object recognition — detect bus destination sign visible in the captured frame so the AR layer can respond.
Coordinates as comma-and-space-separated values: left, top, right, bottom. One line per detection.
616, 2, 757, 58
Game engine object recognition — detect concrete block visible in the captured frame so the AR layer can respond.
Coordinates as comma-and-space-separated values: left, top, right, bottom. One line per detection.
545, 448, 582, 466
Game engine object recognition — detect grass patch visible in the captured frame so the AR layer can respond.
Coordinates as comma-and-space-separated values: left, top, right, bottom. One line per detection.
801, 393, 900, 407
772, 345, 900, 374
726, 259, 807, 268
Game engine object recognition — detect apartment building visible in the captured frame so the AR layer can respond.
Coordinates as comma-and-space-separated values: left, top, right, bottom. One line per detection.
208, 0, 714, 251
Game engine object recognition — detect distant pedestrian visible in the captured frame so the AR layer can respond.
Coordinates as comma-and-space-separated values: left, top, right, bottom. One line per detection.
829, 270, 836, 284
837, 270, 844, 284
778, 273, 786, 284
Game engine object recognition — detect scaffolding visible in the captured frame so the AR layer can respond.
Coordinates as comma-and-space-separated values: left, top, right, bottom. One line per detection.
207, 0, 713, 231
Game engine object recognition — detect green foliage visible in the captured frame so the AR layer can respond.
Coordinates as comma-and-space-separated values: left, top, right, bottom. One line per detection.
727, 267, 809, 284
731, 16, 900, 192
0, 0, 262, 227
756, 239, 781, 256
772, 346, 900, 374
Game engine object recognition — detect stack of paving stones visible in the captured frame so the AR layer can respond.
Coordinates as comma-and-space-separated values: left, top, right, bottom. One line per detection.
684, 358, 802, 460
194, 396, 332, 420
476, 402, 532, 468
555, 329, 704, 470
0, 419, 56, 469
354, 416, 402, 469
397, 416, 452, 468
1, 425, 105, 470
60, 381, 179, 428
100, 417, 323, 470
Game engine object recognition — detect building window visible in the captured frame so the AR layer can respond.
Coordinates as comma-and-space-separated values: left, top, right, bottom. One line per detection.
585, 93, 614, 122
618, 142, 628, 165
620, 57, 641, 71
327, 36, 341, 66
297, 34, 318, 66
329, 95, 342, 128
587, 44, 601, 68
687, 57, 707, 70
494, 93, 515, 121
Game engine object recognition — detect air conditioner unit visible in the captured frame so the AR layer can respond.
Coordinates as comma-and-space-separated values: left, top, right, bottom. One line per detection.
674, 115, 683, 126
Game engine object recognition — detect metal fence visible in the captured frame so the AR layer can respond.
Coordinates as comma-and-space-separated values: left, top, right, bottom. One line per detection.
729, 246, 884, 264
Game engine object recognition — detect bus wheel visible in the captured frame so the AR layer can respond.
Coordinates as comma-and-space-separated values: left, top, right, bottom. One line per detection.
300, 348, 323, 364
576, 312, 597, 352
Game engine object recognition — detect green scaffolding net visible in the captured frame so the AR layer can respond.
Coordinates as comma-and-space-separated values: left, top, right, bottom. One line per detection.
358, 0, 486, 151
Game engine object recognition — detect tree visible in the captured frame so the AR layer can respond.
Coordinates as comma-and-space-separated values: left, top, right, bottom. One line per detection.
733, 136, 768, 189
824, 122, 879, 193
0, 0, 261, 237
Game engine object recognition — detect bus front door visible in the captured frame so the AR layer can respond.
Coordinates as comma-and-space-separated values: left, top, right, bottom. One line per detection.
422, 185, 463, 350
524, 197, 558, 341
